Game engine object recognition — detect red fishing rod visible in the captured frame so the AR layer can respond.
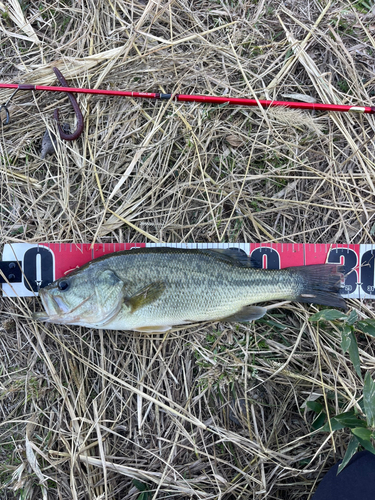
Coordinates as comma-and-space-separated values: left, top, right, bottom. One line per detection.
1, 67, 374, 140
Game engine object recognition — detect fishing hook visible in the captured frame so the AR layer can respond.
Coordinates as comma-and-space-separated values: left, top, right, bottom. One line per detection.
52, 67, 83, 141
0, 88, 20, 125
0, 103, 10, 125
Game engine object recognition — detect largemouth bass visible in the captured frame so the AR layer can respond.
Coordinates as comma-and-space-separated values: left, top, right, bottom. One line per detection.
32, 247, 346, 332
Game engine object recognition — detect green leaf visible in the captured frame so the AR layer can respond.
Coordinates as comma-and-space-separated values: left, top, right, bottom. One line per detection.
346, 310, 358, 326
363, 319, 375, 328
337, 435, 360, 474
306, 401, 323, 413
348, 331, 362, 380
351, 427, 372, 440
358, 397, 366, 413
312, 412, 327, 430
364, 372, 375, 428
335, 411, 367, 428
309, 309, 347, 322
321, 412, 366, 432
341, 325, 352, 353
351, 428, 375, 455
321, 417, 347, 432
133, 480, 149, 492
138, 493, 151, 500
356, 320, 375, 337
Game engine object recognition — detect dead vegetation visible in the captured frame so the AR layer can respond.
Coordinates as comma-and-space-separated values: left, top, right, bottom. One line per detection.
1, 0, 375, 499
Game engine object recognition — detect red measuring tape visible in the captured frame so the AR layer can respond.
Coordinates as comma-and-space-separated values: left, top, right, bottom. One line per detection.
1, 242, 372, 299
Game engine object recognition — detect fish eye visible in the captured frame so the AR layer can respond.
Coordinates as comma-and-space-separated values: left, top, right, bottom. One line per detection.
58, 280, 70, 291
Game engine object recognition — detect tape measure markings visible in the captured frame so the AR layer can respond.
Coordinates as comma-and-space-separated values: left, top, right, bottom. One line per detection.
1, 242, 374, 299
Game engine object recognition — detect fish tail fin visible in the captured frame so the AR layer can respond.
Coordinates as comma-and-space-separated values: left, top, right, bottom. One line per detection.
290, 264, 347, 310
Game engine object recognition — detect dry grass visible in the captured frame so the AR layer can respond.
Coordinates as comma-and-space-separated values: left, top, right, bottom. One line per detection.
1, 0, 375, 499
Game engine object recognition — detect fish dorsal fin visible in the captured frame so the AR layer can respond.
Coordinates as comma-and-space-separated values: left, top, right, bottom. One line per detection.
202, 248, 256, 267
221, 305, 267, 322
127, 281, 166, 313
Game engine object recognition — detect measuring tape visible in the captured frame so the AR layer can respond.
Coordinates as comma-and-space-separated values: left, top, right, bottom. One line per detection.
1, 242, 374, 299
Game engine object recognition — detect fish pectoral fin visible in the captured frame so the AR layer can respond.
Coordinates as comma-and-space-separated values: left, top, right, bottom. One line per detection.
221, 305, 267, 323
127, 281, 166, 313
134, 325, 172, 333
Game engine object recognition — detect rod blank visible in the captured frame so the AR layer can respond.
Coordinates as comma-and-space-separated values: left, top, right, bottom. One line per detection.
0, 81, 374, 114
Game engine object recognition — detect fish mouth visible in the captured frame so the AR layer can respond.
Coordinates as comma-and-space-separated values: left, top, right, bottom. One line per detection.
31, 311, 51, 321
32, 289, 68, 323
32, 289, 96, 325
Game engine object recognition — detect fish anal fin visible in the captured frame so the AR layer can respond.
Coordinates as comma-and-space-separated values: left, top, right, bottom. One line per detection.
134, 325, 172, 333
221, 305, 267, 323
127, 281, 166, 313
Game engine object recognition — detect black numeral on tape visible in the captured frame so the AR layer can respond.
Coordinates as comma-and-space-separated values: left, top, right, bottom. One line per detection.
251, 248, 280, 269
327, 248, 358, 295
360, 250, 375, 295
23, 247, 54, 292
